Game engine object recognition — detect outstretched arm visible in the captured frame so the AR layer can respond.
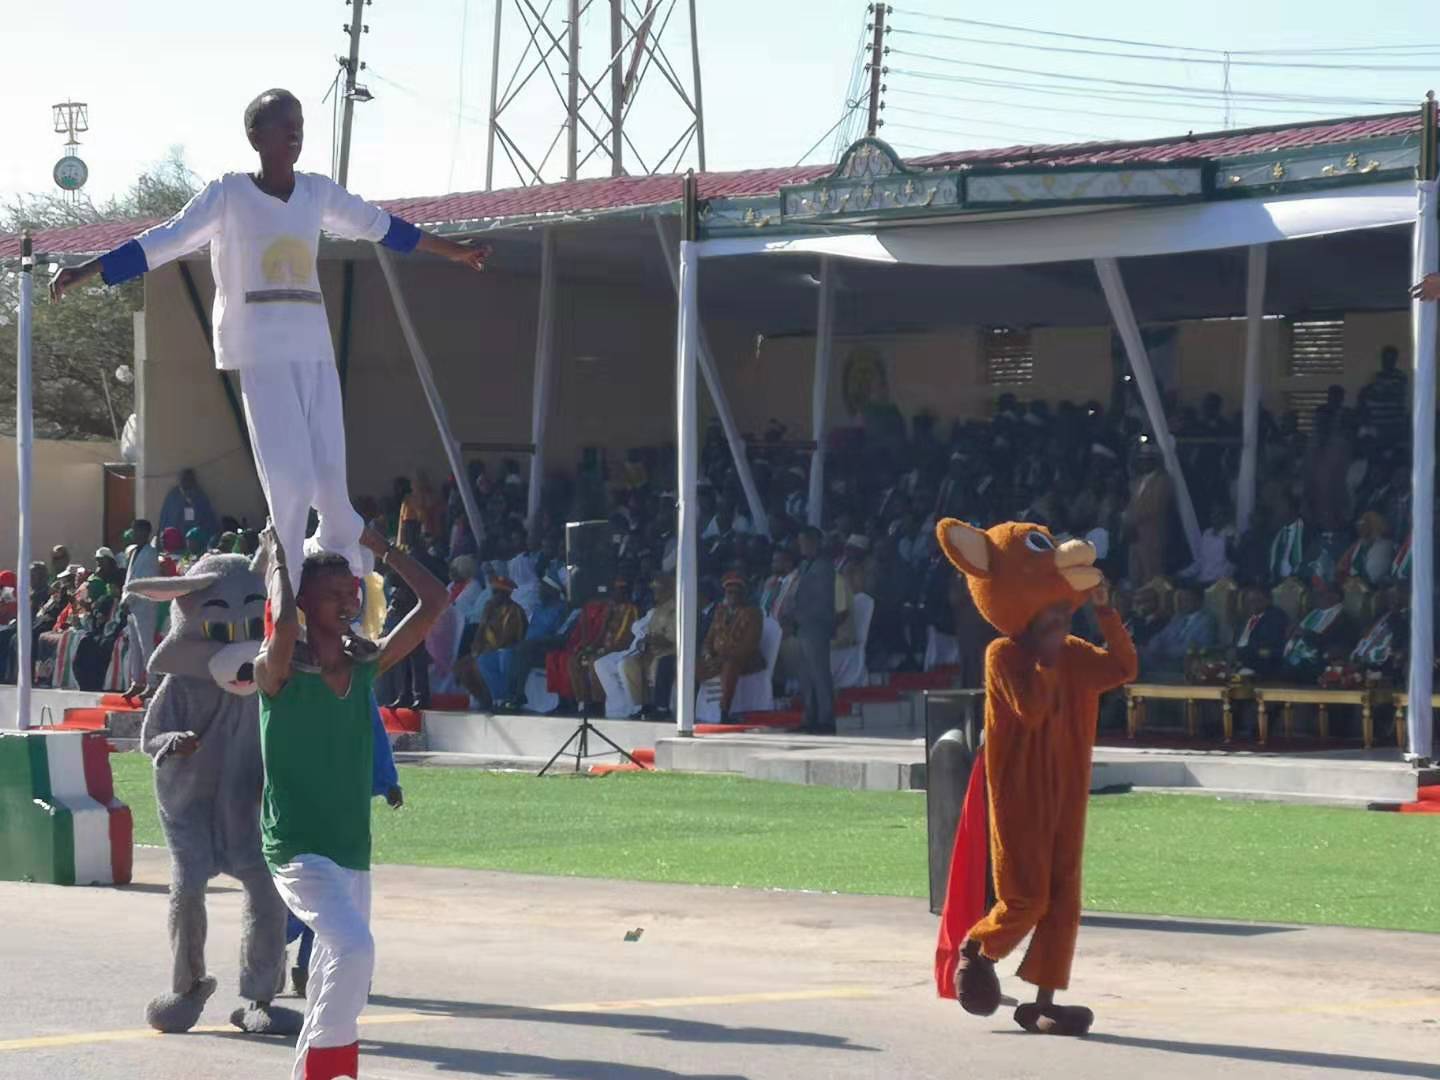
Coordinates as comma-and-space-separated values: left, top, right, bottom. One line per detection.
52, 179, 225, 300
253, 524, 299, 697
364, 528, 451, 675
318, 177, 488, 271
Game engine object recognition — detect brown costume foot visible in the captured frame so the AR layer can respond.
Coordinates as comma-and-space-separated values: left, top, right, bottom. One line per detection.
1014, 1002, 1094, 1036
954, 938, 1001, 1017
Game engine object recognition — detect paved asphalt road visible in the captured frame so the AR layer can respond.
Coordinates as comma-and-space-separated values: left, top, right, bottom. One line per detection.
1, 848, 1437, 1080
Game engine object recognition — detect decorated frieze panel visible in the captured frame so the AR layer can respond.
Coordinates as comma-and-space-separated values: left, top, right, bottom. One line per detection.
966, 167, 1204, 205
1219, 145, 1415, 191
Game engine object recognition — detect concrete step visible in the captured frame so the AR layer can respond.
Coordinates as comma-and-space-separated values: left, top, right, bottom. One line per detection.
105, 710, 144, 739
745, 751, 926, 792
1091, 748, 1423, 804
422, 710, 662, 760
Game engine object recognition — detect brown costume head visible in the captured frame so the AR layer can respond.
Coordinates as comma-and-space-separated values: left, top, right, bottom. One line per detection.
936, 519, 1101, 639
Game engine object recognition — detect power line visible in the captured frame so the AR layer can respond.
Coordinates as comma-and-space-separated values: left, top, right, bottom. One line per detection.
884, 84, 1324, 126
891, 25, 1440, 72
885, 74, 1380, 120
448, 0, 472, 191
884, 111, 1104, 141
889, 9, 1440, 58
886, 57, 1413, 108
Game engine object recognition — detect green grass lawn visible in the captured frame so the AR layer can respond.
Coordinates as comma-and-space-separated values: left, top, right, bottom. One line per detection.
110, 753, 1440, 933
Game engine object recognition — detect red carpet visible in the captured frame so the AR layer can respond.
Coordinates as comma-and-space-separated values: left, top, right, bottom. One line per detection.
98, 694, 143, 711
379, 707, 422, 735
55, 708, 110, 731
587, 762, 652, 776
1400, 785, 1440, 814
695, 709, 803, 735
427, 693, 470, 711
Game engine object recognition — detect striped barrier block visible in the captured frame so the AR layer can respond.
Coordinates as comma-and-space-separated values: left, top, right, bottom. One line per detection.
0, 731, 133, 886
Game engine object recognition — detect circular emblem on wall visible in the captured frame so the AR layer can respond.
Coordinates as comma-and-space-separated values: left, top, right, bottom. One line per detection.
842, 346, 890, 417
53, 156, 89, 191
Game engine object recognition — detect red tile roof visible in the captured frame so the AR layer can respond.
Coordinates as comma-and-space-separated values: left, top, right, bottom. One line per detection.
0, 111, 1418, 258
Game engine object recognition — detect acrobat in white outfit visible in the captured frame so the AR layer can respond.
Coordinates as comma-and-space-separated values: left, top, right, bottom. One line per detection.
59, 88, 485, 593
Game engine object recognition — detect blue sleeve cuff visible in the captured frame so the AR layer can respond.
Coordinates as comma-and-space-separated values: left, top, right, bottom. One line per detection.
99, 239, 149, 286
380, 216, 422, 254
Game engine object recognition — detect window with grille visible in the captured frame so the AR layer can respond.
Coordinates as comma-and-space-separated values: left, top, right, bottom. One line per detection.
1285, 390, 1332, 433
984, 327, 1034, 385
1288, 317, 1345, 377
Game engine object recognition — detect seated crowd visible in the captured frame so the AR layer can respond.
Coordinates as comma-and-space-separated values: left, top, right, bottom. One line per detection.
2, 344, 1427, 739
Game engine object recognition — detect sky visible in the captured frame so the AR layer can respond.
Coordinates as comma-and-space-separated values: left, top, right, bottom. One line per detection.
3, 0, 1439, 211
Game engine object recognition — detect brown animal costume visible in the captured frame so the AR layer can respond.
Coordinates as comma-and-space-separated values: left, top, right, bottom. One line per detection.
933, 520, 1137, 1036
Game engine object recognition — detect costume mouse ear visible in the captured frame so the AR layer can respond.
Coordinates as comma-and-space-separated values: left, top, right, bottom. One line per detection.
125, 573, 222, 602
936, 519, 991, 579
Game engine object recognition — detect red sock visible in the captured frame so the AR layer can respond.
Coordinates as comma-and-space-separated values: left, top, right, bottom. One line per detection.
304, 1042, 359, 1080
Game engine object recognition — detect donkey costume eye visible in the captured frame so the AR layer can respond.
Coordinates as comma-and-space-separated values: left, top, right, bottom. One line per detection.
1025, 532, 1056, 553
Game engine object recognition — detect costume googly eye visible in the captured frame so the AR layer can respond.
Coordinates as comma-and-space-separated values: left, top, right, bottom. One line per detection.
1025, 532, 1055, 553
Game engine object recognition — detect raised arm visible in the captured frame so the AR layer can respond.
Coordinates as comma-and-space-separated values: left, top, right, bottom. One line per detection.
1065, 585, 1139, 693
253, 524, 299, 697
364, 528, 451, 675
52, 179, 226, 301
318, 176, 488, 271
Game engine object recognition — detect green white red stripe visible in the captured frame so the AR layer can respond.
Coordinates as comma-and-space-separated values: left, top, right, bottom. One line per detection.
0, 731, 132, 886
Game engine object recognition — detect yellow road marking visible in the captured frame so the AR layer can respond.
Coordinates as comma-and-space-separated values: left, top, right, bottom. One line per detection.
0, 987, 878, 1053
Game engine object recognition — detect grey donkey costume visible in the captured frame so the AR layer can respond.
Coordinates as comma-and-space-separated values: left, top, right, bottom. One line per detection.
128, 553, 302, 1037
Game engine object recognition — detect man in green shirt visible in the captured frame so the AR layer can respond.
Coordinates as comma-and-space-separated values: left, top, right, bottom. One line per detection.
254, 522, 448, 1080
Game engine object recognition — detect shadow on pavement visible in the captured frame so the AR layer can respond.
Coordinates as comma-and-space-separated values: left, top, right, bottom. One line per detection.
366, 994, 878, 1053
364, 1038, 751, 1079
113, 882, 238, 896
1080, 914, 1297, 937
1083, 1033, 1440, 1077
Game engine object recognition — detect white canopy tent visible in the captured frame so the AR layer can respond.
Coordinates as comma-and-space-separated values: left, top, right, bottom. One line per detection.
672, 174, 1436, 758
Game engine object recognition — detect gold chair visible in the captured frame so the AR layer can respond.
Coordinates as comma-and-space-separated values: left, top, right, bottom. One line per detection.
1204, 577, 1239, 646
1146, 576, 1177, 619
1341, 577, 1373, 626
1271, 577, 1308, 626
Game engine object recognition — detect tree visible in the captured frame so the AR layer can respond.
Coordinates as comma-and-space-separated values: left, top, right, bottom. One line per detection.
0, 149, 199, 440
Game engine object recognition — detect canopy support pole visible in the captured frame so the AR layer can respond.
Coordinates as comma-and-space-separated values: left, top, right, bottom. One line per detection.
673, 176, 701, 736
375, 247, 487, 554
1408, 98, 1438, 762
808, 257, 835, 528
1237, 243, 1268, 535
15, 233, 34, 730
528, 229, 558, 530
1095, 256, 1203, 562
653, 215, 769, 537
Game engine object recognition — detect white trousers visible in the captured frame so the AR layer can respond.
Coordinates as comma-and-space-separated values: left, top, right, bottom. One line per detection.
240, 363, 364, 593
271, 855, 373, 1080
126, 600, 157, 684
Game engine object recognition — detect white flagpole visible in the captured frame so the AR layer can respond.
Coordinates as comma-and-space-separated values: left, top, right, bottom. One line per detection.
1408, 93, 1439, 763
15, 233, 35, 730
674, 174, 701, 737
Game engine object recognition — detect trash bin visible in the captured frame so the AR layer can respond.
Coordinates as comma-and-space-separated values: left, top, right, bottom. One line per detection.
923, 689, 984, 915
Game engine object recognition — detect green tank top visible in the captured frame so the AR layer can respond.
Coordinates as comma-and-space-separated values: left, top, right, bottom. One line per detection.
259, 658, 377, 872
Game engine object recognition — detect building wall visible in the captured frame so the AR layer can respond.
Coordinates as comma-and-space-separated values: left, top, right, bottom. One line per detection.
0, 437, 120, 571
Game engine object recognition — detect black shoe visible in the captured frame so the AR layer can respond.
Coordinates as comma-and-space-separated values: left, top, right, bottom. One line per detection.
291, 965, 308, 999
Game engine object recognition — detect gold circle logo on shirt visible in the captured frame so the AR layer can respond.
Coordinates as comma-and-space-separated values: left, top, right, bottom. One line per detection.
261, 236, 315, 285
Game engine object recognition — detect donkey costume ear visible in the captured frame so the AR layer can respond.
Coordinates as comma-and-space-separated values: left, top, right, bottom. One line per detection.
936, 518, 991, 579
124, 573, 221, 603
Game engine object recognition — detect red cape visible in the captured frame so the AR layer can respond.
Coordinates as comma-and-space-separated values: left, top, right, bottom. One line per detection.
933, 753, 989, 999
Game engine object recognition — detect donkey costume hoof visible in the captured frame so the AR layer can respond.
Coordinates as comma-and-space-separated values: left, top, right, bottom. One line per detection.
955, 939, 1001, 1017
145, 975, 217, 1033
229, 1000, 304, 1037
1014, 1002, 1094, 1036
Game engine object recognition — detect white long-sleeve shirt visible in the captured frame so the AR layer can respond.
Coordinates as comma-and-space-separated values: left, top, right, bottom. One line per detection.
105, 172, 413, 370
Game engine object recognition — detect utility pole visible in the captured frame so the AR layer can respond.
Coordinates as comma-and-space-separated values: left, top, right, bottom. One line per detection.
610, 0, 624, 177
865, 3, 889, 138
566, 0, 581, 181
336, 0, 372, 187
688, 0, 706, 170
